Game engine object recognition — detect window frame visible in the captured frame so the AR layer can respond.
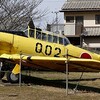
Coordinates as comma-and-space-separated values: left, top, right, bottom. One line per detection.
42, 33, 47, 41
95, 15, 100, 24
48, 34, 53, 42
66, 16, 74, 23
63, 38, 70, 46
75, 16, 84, 24
36, 30, 41, 40
53, 35, 58, 43
59, 37, 63, 45
29, 29, 34, 37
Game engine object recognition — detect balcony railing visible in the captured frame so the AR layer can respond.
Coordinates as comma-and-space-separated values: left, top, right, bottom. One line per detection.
64, 23, 83, 36
47, 23, 100, 36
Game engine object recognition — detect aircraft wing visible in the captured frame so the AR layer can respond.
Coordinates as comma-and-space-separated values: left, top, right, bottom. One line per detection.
0, 54, 100, 72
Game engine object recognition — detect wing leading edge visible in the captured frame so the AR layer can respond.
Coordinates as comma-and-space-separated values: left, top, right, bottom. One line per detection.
0, 54, 100, 72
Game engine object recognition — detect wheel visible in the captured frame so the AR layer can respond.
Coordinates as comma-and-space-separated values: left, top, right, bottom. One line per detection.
0, 62, 5, 79
0, 72, 5, 79
6, 72, 19, 83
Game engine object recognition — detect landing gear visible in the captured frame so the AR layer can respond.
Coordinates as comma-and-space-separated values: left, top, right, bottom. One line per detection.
0, 61, 21, 83
0, 62, 5, 79
6, 72, 19, 83
0, 71, 5, 79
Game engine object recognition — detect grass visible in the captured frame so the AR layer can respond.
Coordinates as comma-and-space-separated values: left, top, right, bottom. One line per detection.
0, 71, 100, 100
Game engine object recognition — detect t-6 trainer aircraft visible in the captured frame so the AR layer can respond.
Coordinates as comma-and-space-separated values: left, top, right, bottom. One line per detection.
0, 20, 100, 83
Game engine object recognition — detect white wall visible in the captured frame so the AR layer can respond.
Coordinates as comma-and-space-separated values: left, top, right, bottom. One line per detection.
63, 12, 100, 35
84, 14, 95, 26
64, 12, 100, 27
64, 23, 75, 35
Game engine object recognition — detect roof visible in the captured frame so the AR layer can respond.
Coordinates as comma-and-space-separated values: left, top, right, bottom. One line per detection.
84, 27, 100, 36
61, 0, 100, 12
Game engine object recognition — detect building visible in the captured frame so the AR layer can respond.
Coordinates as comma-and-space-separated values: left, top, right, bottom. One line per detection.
60, 0, 100, 52
47, 24, 64, 35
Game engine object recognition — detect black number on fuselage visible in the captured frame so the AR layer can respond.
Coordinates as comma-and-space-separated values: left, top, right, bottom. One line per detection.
54, 47, 61, 57
35, 42, 61, 57
35, 43, 42, 53
45, 45, 52, 55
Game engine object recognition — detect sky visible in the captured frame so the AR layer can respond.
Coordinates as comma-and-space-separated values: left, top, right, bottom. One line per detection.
37, 0, 66, 29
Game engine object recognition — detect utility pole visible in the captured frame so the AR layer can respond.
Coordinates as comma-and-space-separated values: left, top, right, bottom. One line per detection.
52, 11, 59, 34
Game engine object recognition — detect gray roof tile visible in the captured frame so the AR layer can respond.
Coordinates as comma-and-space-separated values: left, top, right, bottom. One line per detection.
84, 27, 100, 36
61, 0, 100, 11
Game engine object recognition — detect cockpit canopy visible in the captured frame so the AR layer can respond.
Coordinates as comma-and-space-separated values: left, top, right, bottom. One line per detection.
25, 28, 70, 46
0, 27, 70, 46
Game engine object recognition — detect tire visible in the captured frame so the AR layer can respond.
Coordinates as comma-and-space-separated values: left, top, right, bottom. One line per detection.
6, 72, 19, 83
0, 72, 5, 79
0, 62, 5, 79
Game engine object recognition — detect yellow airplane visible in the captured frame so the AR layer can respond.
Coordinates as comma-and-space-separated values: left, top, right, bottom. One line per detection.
0, 20, 100, 83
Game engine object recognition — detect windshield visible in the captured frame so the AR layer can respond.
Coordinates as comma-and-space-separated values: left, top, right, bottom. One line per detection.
64, 37, 70, 46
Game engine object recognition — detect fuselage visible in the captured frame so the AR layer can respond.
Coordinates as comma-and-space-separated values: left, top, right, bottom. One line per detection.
1, 27, 100, 84
0, 28, 100, 61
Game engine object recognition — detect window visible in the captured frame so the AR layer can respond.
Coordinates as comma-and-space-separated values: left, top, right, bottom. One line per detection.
29, 29, 34, 37
48, 34, 53, 42
42, 33, 47, 41
63, 38, 70, 46
95, 15, 100, 24
36, 31, 41, 39
24, 30, 28, 36
59, 37, 63, 45
75, 16, 83, 24
66, 16, 74, 23
53, 36, 58, 43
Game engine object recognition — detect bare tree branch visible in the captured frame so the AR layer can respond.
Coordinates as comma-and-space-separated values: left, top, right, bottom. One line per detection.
0, 0, 47, 30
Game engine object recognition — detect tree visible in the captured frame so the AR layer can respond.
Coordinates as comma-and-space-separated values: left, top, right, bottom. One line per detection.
0, 0, 46, 31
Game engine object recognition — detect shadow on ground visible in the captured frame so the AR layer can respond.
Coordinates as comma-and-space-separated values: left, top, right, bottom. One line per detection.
1, 74, 100, 93
19, 75, 100, 93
